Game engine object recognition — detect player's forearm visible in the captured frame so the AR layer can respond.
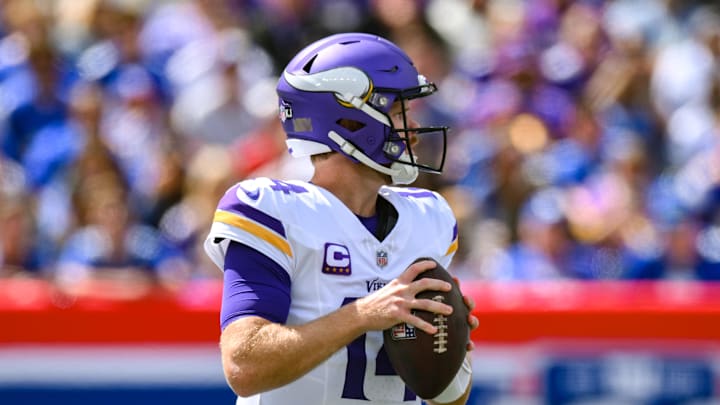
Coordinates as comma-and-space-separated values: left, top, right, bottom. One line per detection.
426, 354, 473, 405
426, 380, 471, 405
220, 302, 369, 397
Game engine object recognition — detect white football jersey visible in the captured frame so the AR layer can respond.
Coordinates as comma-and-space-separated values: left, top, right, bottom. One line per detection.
204, 177, 459, 405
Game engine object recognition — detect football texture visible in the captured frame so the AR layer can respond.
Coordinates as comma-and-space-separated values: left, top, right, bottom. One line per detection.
382, 258, 470, 399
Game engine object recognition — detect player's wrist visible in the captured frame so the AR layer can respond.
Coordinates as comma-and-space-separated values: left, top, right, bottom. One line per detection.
431, 355, 471, 403
340, 297, 376, 334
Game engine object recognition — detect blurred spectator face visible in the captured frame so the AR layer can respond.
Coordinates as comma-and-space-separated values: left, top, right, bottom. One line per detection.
74, 172, 129, 230
565, 170, 633, 244
89, 188, 129, 237
196, 0, 242, 28
1, 0, 47, 44
486, 0, 526, 43
257, 0, 313, 21
92, 0, 143, 60
371, 0, 422, 30
559, 2, 602, 59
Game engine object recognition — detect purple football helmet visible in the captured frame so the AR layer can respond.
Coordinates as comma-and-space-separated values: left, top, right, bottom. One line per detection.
276, 33, 447, 184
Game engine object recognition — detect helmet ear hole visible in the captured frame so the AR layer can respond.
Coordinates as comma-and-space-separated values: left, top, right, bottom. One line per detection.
302, 55, 318, 73
337, 119, 366, 132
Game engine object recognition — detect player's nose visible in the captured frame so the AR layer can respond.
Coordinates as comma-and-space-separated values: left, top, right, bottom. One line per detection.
407, 118, 419, 147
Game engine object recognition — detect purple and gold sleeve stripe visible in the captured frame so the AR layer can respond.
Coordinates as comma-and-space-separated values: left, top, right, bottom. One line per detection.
213, 202, 292, 258
219, 186, 286, 236
445, 222, 459, 255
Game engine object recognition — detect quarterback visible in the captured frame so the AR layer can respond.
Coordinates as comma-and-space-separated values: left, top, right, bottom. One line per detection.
204, 33, 477, 405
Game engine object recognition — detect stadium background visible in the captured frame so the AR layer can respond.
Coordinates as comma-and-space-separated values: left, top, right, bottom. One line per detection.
1, 0, 719, 403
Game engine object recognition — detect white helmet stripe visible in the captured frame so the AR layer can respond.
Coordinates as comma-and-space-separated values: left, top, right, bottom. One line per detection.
283, 67, 369, 100
284, 69, 391, 127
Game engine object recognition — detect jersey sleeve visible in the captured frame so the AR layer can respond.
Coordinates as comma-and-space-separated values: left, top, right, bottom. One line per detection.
221, 241, 291, 329
203, 178, 295, 274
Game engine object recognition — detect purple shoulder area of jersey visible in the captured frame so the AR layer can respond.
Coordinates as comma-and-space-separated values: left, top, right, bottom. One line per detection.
218, 185, 286, 237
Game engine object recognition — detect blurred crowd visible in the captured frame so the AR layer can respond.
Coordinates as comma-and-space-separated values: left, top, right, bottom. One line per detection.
0, 0, 719, 294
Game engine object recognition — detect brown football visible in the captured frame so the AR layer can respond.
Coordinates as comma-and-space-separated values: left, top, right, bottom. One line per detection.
382, 258, 470, 399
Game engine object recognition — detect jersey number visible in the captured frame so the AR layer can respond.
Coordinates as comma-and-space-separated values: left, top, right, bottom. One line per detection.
240, 179, 308, 200
269, 179, 308, 194
341, 298, 416, 401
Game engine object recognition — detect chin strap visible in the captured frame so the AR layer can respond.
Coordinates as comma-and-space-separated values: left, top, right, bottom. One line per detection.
327, 131, 418, 185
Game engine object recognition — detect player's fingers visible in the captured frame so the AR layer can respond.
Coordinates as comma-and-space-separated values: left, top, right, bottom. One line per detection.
462, 294, 479, 330
468, 313, 479, 330
403, 313, 438, 335
399, 259, 437, 282
411, 297, 453, 316
408, 276, 452, 296
463, 294, 476, 311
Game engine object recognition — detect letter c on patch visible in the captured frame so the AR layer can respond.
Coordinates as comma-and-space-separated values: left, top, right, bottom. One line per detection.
325, 243, 350, 267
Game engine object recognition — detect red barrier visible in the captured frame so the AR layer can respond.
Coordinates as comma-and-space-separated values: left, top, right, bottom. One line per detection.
461, 281, 720, 343
1, 279, 719, 344
0, 279, 223, 344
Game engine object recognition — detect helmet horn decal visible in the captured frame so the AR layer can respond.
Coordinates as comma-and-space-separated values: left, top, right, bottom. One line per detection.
283, 68, 390, 126
283, 67, 369, 102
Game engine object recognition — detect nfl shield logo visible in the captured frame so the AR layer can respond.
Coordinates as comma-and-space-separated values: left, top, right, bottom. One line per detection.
376, 249, 388, 268
391, 323, 416, 340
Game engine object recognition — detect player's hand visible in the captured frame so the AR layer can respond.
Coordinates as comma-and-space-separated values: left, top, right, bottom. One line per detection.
354, 259, 453, 335
454, 276, 479, 352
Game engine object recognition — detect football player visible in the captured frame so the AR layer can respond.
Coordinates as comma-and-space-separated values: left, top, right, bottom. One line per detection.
205, 32, 478, 405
